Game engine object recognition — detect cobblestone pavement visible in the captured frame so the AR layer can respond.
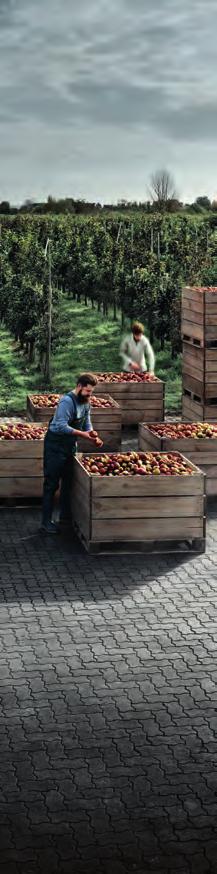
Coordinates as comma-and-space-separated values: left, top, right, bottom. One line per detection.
1, 504, 217, 874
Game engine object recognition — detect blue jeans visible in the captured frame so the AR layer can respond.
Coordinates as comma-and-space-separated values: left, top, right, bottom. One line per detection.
42, 430, 76, 524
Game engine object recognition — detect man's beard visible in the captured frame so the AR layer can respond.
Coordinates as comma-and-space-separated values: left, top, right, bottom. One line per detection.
77, 389, 87, 400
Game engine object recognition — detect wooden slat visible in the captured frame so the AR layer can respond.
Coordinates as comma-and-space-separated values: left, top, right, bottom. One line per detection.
91, 414, 121, 426
138, 425, 161, 451
0, 478, 43, 498
205, 363, 217, 375
0, 440, 44, 458
92, 495, 204, 520
205, 303, 217, 316
182, 343, 204, 364
205, 374, 217, 386
182, 319, 204, 343
186, 452, 217, 464
91, 517, 204, 542
205, 291, 217, 305
195, 463, 217, 477
182, 307, 203, 326
206, 349, 217, 361
205, 404, 217, 418
182, 373, 203, 398
95, 381, 164, 396
206, 314, 217, 326
183, 287, 204, 306
205, 327, 217, 340
205, 384, 217, 399
182, 360, 204, 381
182, 295, 204, 314
206, 478, 217, 496
139, 426, 217, 454
117, 398, 163, 410
91, 472, 204, 498
123, 407, 164, 425
0, 458, 43, 476
182, 396, 203, 420
73, 456, 91, 498
162, 438, 204, 452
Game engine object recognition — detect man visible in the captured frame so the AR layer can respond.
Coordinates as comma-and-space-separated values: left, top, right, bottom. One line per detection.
42, 373, 102, 534
120, 320, 155, 374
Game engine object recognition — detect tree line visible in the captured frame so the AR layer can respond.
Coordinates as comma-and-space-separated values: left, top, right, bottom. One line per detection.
0, 169, 216, 217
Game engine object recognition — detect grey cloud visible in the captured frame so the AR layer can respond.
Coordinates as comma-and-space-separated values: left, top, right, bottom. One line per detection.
160, 103, 217, 142
0, 0, 217, 201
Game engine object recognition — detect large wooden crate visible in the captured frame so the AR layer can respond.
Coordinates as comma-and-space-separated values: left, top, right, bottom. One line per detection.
27, 394, 60, 423
0, 437, 44, 498
139, 422, 217, 496
93, 374, 165, 425
72, 453, 205, 554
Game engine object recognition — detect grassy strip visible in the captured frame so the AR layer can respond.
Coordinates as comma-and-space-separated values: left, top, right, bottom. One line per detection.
0, 300, 181, 415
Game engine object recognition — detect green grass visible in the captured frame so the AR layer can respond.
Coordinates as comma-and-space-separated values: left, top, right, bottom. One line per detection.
0, 299, 181, 415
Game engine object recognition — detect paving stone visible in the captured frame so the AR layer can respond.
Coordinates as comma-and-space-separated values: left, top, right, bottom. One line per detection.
0, 504, 217, 872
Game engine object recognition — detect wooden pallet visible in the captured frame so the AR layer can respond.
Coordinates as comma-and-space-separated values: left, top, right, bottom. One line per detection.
93, 375, 165, 425
139, 422, 217, 496
71, 453, 205, 554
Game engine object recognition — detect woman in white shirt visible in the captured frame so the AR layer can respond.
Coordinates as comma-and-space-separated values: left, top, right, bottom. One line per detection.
120, 321, 155, 374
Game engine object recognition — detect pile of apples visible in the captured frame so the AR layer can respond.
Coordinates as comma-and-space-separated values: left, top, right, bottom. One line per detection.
0, 422, 46, 440
81, 451, 195, 477
30, 394, 60, 407
148, 422, 217, 439
91, 396, 116, 409
97, 372, 159, 383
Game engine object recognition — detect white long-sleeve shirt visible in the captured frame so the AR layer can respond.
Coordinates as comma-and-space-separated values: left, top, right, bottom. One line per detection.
120, 333, 155, 373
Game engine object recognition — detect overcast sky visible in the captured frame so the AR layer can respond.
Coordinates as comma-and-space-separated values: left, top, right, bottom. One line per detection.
0, 0, 217, 204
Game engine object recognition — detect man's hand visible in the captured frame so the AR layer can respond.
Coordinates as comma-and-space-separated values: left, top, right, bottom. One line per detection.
130, 361, 140, 372
78, 431, 92, 440
148, 371, 155, 376
88, 430, 103, 448
89, 430, 98, 438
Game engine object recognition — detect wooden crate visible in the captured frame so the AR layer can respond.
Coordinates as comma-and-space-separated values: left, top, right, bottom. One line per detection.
27, 395, 59, 423
139, 422, 217, 496
72, 453, 205, 554
182, 286, 217, 346
77, 398, 121, 452
93, 375, 165, 425
0, 437, 44, 498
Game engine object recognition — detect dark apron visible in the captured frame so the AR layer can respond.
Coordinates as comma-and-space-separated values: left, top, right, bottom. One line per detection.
48, 392, 87, 453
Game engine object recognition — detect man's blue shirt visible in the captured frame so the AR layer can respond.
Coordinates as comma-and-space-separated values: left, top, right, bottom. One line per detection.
49, 392, 92, 435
